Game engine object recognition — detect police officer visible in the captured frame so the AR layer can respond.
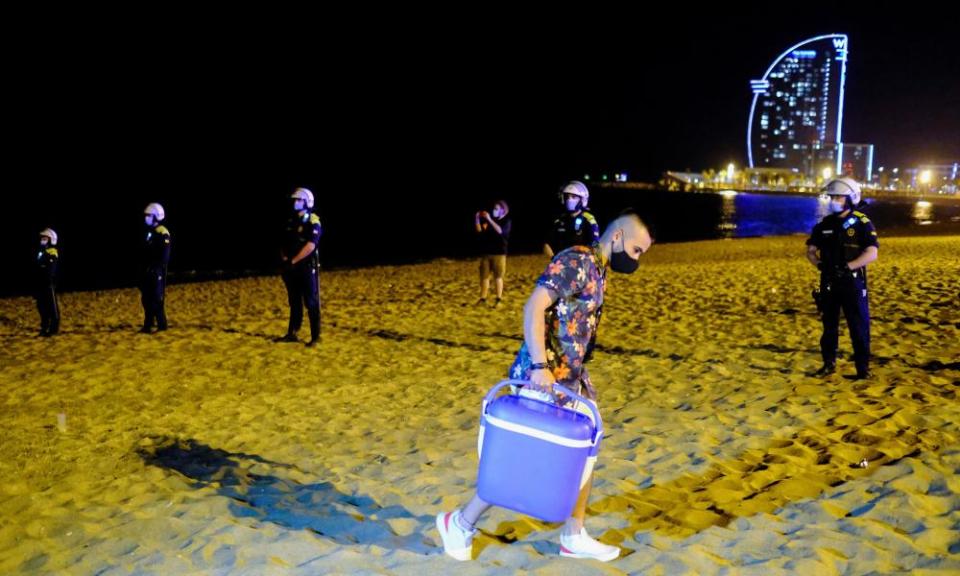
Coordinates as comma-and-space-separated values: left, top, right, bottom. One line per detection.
806, 177, 879, 379
280, 187, 322, 347
35, 228, 60, 337
544, 180, 600, 257
140, 202, 171, 333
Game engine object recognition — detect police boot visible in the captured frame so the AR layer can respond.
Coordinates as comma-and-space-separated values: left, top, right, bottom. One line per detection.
812, 363, 836, 377
306, 308, 320, 347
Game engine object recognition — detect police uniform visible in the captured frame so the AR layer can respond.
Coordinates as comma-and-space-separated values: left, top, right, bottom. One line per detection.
281, 211, 322, 342
141, 223, 171, 332
807, 209, 879, 376
546, 210, 600, 254
36, 244, 60, 336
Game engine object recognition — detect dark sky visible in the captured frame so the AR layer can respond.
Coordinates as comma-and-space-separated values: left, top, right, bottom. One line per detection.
8, 6, 958, 196
2, 6, 957, 293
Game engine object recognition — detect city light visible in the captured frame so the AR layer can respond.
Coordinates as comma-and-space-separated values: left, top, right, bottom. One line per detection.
726, 163, 735, 181
822, 167, 833, 180
919, 170, 932, 184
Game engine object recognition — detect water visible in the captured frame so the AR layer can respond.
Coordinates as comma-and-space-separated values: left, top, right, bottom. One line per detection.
586, 190, 960, 242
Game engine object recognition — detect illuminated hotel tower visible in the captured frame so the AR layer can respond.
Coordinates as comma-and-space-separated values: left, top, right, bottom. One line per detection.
747, 34, 849, 174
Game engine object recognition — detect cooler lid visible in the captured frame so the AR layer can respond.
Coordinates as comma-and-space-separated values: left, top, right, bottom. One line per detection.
486, 395, 595, 443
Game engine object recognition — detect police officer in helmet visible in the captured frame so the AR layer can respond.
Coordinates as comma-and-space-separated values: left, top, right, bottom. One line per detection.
140, 203, 171, 333
806, 177, 879, 379
544, 180, 600, 257
35, 228, 61, 337
279, 187, 322, 347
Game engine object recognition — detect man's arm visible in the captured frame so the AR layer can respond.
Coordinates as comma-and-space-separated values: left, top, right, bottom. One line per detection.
806, 244, 820, 268
847, 246, 878, 270
523, 285, 558, 389
291, 221, 321, 265
484, 213, 502, 235
290, 242, 317, 265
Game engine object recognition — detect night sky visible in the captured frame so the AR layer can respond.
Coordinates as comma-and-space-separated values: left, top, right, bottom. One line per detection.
3, 6, 957, 294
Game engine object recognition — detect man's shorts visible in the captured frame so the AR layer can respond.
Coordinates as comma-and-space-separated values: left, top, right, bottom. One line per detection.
479, 254, 507, 278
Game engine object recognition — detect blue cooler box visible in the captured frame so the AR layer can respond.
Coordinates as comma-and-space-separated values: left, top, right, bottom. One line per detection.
476, 380, 602, 522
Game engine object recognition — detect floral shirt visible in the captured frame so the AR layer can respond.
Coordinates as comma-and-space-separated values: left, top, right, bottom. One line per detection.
509, 245, 606, 400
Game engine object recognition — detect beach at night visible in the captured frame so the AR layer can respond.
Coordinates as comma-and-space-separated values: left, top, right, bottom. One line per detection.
2, 234, 957, 574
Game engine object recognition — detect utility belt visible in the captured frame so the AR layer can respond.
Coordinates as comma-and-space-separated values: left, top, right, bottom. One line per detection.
819, 262, 864, 283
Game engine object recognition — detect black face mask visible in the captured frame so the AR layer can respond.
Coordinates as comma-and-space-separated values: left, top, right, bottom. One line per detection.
610, 233, 639, 274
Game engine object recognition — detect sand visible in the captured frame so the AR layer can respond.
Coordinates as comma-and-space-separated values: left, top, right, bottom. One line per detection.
1, 234, 958, 574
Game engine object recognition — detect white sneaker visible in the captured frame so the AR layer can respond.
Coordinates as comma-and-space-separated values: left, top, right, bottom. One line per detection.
436, 510, 475, 561
559, 527, 620, 562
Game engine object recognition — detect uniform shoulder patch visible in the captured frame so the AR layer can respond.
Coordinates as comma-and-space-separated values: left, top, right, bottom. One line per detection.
45, 247, 59, 257
582, 212, 598, 224
309, 214, 321, 225
852, 211, 871, 224
155, 225, 171, 236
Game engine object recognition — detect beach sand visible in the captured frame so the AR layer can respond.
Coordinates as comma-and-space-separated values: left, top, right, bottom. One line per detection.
1, 234, 958, 574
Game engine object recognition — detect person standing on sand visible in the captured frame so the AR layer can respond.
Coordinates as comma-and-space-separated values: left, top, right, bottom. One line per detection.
140, 203, 171, 334
438, 211, 653, 563
474, 200, 512, 307
806, 177, 879, 379
279, 187, 322, 347
544, 180, 600, 258
35, 228, 60, 337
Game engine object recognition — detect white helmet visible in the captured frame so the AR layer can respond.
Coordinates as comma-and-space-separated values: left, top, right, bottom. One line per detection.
144, 202, 166, 221
39, 228, 58, 246
823, 177, 861, 206
291, 187, 314, 209
561, 180, 589, 208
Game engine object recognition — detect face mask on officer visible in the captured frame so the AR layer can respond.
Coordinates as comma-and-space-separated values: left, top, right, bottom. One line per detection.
828, 197, 847, 214
293, 199, 306, 212
145, 214, 155, 227
40, 236, 49, 247
610, 230, 640, 274
564, 194, 581, 212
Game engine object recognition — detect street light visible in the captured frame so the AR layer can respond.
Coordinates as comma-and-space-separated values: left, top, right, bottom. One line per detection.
919, 170, 932, 184
822, 167, 833, 180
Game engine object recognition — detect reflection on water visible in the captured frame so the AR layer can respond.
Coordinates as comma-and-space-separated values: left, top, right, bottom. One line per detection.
715, 192, 831, 238
718, 192, 737, 233
711, 193, 959, 238
912, 200, 933, 225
